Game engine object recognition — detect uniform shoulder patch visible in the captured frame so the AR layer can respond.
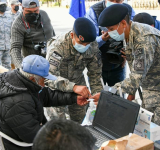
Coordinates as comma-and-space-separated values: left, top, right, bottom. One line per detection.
49, 59, 60, 67
52, 51, 62, 60
134, 59, 145, 71
126, 54, 131, 61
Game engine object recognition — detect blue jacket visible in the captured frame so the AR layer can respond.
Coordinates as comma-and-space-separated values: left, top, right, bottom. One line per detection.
152, 16, 160, 30
85, 4, 135, 48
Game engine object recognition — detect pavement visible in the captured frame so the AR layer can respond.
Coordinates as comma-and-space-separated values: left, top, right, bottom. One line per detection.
41, 7, 75, 36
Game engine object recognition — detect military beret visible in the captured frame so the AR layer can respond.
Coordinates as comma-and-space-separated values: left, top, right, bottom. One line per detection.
98, 4, 129, 27
122, 3, 132, 19
73, 17, 96, 43
133, 13, 154, 26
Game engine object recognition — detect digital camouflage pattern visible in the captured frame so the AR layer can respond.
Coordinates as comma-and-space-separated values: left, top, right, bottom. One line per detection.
9, 10, 20, 23
0, 50, 11, 69
0, 12, 12, 51
141, 89, 160, 125
0, 12, 12, 69
46, 31, 102, 123
114, 22, 160, 125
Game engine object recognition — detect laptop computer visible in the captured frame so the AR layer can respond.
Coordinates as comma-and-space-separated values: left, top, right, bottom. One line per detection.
85, 90, 140, 150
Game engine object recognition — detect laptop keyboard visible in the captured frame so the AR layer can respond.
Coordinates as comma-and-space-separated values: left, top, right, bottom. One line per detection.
86, 126, 110, 148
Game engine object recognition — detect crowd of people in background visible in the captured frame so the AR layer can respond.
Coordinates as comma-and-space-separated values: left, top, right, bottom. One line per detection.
0, 0, 160, 150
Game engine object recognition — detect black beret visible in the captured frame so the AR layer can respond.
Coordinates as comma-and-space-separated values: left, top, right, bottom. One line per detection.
73, 17, 96, 43
98, 4, 129, 27
133, 13, 154, 26
122, 3, 132, 19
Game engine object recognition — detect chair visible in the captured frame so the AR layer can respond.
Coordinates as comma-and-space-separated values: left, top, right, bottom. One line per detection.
0, 131, 33, 150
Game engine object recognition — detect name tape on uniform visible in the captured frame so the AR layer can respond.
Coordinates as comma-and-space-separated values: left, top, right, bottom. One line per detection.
49, 59, 59, 67
134, 59, 144, 71
52, 51, 62, 60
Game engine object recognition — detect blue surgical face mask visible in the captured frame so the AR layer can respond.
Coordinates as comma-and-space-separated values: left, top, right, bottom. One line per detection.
74, 42, 90, 53
106, 1, 116, 7
108, 23, 125, 41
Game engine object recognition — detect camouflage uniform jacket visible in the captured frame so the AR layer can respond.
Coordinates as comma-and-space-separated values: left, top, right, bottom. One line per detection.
114, 22, 160, 95
9, 10, 20, 23
0, 12, 12, 50
46, 32, 102, 94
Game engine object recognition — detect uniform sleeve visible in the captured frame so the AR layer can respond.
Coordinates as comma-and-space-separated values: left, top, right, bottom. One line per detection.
86, 46, 103, 95
114, 40, 155, 95
46, 39, 75, 92
10, 23, 24, 68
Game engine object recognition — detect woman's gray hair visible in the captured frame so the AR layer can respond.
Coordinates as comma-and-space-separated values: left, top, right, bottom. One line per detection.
20, 68, 43, 83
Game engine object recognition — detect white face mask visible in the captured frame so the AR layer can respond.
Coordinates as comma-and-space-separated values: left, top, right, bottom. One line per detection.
106, 1, 116, 7
108, 23, 125, 41
73, 42, 90, 53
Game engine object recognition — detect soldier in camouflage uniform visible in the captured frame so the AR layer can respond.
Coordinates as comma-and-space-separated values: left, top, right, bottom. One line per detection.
9, 0, 20, 22
46, 17, 102, 123
98, 4, 160, 125
0, 0, 12, 69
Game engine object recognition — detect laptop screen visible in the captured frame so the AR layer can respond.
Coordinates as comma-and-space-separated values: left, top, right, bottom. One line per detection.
93, 91, 140, 139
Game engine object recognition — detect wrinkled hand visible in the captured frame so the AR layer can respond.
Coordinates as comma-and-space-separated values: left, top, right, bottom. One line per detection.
127, 95, 135, 101
121, 49, 126, 68
77, 96, 89, 106
101, 31, 110, 41
73, 85, 92, 99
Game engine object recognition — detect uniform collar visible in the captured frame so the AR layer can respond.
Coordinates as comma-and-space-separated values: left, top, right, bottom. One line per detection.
127, 21, 134, 50
10, 10, 19, 15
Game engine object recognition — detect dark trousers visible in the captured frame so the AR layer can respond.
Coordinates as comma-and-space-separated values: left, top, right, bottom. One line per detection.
102, 65, 126, 86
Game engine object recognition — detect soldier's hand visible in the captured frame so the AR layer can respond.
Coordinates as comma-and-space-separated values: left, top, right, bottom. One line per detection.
77, 96, 89, 106
121, 49, 126, 68
73, 85, 92, 99
101, 31, 110, 41
90, 92, 101, 102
